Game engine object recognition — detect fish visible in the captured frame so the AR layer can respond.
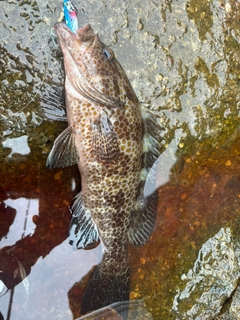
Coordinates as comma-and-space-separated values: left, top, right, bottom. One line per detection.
46, 21, 162, 317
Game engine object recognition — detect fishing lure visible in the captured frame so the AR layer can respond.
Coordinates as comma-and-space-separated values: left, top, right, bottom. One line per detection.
62, 0, 78, 33
50, 0, 78, 46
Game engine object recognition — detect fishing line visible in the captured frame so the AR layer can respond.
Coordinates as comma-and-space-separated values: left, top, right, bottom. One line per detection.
22, 199, 30, 239
6, 287, 14, 320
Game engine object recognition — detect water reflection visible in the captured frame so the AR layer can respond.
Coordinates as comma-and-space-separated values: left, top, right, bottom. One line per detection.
2, 136, 30, 158
144, 138, 178, 198
0, 239, 102, 320
2, 198, 38, 246
0, 151, 104, 319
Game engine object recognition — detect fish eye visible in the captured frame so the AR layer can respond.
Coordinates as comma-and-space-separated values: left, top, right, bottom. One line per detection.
103, 48, 114, 60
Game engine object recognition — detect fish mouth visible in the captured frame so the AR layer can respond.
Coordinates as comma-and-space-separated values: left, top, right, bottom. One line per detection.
54, 22, 96, 45
54, 22, 123, 109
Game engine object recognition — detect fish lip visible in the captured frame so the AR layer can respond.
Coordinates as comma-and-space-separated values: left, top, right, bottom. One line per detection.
54, 22, 94, 39
54, 22, 76, 39
54, 22, 71, 31
54, 22, 77, 52
54, 22, 96, 56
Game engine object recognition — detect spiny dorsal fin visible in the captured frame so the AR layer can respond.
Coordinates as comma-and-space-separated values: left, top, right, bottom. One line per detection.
91, 110, 120, 162
46, 126, 79, 169
69, 192, 100, 249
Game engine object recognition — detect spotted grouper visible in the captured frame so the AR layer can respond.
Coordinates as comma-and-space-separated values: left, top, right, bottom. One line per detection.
46, 22, 162, 317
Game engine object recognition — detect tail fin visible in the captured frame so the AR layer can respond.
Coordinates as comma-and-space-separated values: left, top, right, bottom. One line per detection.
80, 249, 130, 320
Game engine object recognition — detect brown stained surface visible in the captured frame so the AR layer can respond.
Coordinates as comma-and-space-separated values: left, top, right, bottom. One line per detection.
0, 122, 102, 319
129, 135, 240, 319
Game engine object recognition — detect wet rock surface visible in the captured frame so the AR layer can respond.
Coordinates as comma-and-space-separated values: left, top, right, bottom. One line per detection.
172, 227, 240, 319
216, 286, 240, 320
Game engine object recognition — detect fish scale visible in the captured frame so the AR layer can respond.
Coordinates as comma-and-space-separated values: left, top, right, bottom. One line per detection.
46, 22, 162, 317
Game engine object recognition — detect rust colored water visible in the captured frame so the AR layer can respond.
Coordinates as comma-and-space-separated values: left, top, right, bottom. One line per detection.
0, 122, 103, 319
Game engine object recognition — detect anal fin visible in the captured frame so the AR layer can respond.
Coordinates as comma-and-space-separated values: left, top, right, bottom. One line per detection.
91, 110, 120, 162
69, 192, 100, 249
128, 189, 158, 247
46, 126, 79, 169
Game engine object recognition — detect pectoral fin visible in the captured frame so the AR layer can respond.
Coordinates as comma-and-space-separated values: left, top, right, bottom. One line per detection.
142, 106, 164, 170
69, 192, 100, 249
91, 110, 120, 162
46, 126, 80, 169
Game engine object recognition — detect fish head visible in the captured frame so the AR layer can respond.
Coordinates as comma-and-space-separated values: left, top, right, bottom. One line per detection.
54, 22, 138, 107
54, 22, 96, 73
